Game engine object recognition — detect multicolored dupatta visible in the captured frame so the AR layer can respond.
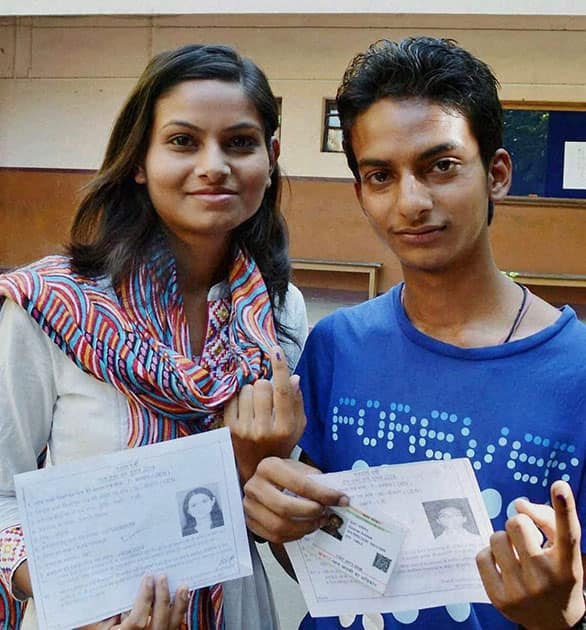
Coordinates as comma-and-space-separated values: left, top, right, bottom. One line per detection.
0, 246, 278, 629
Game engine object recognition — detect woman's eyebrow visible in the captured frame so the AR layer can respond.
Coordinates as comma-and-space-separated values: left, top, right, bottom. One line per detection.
161, 120, 201, 131
160, 120, 263, 132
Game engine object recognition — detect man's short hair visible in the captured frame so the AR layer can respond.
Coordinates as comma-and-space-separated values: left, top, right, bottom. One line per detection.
336, 37, 503, 181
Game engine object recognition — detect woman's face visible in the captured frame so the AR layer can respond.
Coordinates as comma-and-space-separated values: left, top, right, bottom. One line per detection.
186, 492, 215, 519
135, 79, 277, 250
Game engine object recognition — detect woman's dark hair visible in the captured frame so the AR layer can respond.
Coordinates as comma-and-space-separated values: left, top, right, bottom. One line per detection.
183, 487, 224, 530
69, 44, 290, 310
337, 37, 503, 223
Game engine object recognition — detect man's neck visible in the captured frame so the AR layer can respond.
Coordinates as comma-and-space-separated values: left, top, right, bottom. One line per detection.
401, 260, 523, 348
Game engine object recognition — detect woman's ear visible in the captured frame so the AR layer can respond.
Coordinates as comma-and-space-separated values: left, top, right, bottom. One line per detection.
488, 148, 512, 202
269, 136, 280, 174
134, 165, 147, 185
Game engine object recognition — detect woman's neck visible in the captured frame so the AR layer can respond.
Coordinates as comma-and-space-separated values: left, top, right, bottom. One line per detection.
197, 515, 213, 530
167, 233, 232, 295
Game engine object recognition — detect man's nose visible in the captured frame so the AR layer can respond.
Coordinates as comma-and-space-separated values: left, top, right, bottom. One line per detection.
395, 174, 433, 220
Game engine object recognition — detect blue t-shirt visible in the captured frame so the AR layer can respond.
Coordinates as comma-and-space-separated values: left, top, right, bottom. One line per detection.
297, 284, 586, 630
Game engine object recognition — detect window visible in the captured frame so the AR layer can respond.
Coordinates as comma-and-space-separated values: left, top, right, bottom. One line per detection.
503, 105, 586, 199
322, 99, 343, 153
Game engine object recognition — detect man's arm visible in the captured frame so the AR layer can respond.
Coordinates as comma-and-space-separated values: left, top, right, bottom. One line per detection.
477, 480, 585, 630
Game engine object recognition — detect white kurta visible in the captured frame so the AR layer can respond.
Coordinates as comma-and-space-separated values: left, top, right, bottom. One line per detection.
0, 280, 308, 629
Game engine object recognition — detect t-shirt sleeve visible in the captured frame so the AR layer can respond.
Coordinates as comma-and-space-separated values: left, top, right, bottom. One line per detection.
296, 316, 335, 470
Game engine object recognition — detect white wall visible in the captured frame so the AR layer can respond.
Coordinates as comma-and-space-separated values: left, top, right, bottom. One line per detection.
1, 14, 586, 176
2, 0, 586, 16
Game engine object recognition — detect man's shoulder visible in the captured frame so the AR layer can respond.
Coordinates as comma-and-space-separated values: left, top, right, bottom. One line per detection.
311, 287, 397, 336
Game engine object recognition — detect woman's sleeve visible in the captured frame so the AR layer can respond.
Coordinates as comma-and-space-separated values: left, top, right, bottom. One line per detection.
276, 282, 309, 372
0, 300, 55, 605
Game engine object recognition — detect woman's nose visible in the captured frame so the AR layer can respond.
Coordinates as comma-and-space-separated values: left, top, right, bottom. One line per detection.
195, 144, 230, 182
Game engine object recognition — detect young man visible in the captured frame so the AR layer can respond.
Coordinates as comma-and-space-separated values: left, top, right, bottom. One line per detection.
240, 38, 586, 629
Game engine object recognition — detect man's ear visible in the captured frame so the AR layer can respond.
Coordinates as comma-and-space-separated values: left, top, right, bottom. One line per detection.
134, 165, 147, 185
354, 179, 363, 206
488, 148, 512, 203
354, 179, 371, 218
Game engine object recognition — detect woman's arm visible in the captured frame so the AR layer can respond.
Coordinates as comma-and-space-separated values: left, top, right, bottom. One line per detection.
0, 300, 56, 601
224, 345, 307, 485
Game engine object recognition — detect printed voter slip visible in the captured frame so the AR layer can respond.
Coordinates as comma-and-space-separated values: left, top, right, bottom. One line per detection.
312, 504, 408, 594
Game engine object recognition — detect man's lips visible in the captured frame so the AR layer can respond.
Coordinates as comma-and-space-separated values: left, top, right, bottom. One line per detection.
393, 225, 446, 243
394, 225, 445, 235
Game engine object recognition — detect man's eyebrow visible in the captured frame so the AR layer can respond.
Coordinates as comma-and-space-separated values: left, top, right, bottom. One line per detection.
356, 158, 390, 170
356, 142, 463, 170
418, 142, 462, 161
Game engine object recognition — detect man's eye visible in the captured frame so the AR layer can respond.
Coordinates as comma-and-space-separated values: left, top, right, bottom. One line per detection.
434, 159, 456, 172
367, 171, 389, 184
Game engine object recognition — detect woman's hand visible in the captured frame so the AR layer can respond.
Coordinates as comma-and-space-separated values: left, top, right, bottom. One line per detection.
77, 575, 189, 630
224, 345, 306, 484
243, 456, 349, 544
476, 480, 585, 630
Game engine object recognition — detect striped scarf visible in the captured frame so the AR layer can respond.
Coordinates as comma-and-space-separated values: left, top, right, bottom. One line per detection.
0, 247, 278, 629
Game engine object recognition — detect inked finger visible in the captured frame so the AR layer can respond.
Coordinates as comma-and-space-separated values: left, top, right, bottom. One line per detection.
290, 375, 307, 437
550, 480, 582, 568
270, 346, 295, 420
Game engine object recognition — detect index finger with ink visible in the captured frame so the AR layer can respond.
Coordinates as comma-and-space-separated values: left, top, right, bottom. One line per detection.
550, 480, 582, 567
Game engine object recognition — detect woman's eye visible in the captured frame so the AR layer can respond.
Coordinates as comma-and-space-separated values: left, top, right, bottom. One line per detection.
230, 135, 259, 150
170, 135, 194, 147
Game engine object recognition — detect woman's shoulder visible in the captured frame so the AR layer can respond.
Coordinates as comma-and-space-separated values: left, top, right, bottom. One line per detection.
278, 282, 307, 320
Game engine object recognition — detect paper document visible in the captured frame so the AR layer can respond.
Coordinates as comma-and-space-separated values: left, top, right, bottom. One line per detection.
285, 458, 492, 617
563, 141, 586, 190
15, 427, 251, 630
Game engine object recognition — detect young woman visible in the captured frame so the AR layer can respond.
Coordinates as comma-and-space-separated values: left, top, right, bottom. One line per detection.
0, 44, 307, 629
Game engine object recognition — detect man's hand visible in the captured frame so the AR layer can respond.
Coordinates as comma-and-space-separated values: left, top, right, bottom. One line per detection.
224, 345, 306, 484
476, 480, 585, 630
77, 575, 188, 629
243, 456, 348, 543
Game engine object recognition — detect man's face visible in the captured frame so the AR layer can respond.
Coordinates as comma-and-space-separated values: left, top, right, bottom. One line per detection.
437, 506, 466, 531
351, 97, 505, 274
